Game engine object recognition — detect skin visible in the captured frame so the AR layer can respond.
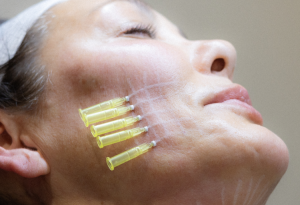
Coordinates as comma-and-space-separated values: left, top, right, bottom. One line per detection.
0, 0, 289, 204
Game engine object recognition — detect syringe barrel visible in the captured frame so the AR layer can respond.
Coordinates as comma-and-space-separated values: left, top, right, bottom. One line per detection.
106, 142, 154, 171
97, 127, 147, 148
83, 106, 133, 127
78, 97, 128, 121
90, 116, 141, 137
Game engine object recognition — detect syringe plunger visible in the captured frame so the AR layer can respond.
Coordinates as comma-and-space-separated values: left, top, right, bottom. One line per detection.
106, 141, 156, 171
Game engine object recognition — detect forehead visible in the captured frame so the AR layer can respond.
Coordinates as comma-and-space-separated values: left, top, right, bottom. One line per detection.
46, 0, 185, 49
91, 0, 153, 14
48, 0, 156, 29
54, 0, 153, 16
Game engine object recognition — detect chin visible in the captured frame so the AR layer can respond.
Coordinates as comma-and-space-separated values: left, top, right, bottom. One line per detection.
253, 125, 289, 178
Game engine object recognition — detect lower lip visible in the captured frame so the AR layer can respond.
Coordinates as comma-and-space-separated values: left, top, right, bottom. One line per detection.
208, 99, 263, 125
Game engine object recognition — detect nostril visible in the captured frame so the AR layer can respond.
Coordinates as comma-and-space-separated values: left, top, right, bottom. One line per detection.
211, 58, 225, 72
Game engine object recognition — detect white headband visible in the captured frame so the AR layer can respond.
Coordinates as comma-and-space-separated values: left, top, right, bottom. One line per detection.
0, 0, 66, 65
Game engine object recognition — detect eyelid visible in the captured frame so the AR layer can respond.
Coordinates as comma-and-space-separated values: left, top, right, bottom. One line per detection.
118, 23, 156, 39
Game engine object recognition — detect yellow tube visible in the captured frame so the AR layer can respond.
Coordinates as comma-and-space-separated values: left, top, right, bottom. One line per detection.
78, 96, 129, 122
106, 141, 156, 171
97, 127, 148, 148
90, 115, 142, 137
83, 105, 134, 127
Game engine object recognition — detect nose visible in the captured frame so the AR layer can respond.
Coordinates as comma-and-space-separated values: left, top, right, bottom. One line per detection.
190, 40, 237, 79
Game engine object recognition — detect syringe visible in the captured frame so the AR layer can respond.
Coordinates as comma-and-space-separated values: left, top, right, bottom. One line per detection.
79, 96, 129, 122
97, 127, 148, 148
83, 105, 134, 127
106, 141, 156, 171
90, 115, 142, 137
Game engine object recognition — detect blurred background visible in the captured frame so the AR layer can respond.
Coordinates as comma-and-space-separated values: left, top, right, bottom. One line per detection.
0, 0, 299, 204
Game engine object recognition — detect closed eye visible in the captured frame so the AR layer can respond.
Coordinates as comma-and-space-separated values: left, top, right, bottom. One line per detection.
123, 24, 156, 39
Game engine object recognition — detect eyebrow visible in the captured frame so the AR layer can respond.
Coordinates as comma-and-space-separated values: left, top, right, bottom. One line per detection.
91, 0, 154, 17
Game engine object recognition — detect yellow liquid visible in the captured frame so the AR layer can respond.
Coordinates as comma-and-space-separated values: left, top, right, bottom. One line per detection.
90, 116, 141, 137
83, 106, 133, 127
97, 127, 147, 148
78, 97, 128, 122
106, 141, 155, 171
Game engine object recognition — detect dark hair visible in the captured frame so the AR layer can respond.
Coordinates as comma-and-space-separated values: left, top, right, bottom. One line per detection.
0, 13, 51, 205
0, 15, 49, 113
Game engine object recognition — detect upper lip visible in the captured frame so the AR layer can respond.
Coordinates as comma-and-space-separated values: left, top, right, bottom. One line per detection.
204, 85, 252, 106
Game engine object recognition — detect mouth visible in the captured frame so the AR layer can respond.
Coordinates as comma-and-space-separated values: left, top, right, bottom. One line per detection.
204, 85, 263, 125
204, 85, 252, 106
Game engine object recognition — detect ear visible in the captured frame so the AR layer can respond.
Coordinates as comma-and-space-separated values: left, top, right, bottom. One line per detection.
0, 111, 50, 178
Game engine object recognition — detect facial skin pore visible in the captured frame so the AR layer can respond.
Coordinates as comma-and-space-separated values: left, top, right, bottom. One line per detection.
10, 0, 288, 204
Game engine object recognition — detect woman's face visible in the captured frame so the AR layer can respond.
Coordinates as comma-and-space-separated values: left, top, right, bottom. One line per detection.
30, 0, 289, 204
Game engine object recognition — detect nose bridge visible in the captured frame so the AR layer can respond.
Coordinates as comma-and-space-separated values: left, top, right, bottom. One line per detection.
190, 40, 237, 79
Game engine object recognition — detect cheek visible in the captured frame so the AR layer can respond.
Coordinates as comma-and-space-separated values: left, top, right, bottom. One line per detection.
49, 39, 194, 112
41, 39, 194, 163
78, 39, 191, 89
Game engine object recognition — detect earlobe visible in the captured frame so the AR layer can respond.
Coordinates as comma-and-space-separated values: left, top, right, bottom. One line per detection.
0, 147, 50, 178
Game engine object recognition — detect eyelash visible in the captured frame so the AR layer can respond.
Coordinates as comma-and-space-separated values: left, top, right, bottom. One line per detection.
123, 24, 156, 38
